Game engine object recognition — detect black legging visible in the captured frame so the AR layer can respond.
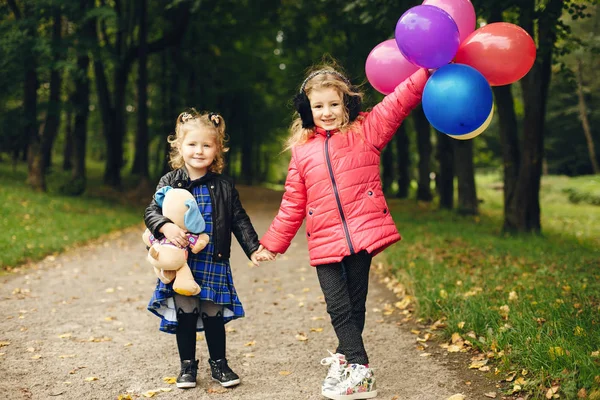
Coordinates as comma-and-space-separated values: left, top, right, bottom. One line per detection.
175, 296, 226, 362
316, 250, 372, 365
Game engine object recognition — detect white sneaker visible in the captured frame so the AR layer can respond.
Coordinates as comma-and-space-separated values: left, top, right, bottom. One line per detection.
320, 351, 347, 392
321, 363, 377, 400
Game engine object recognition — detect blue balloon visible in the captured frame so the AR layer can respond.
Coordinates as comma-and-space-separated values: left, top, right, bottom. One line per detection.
422, 64, 493, 135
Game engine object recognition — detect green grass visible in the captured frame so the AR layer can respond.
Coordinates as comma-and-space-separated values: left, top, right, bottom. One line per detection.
0, 160, 145, 269
384, 173, 600, 398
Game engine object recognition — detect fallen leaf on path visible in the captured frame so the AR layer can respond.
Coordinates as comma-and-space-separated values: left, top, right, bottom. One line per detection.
416, 333, 432, 342
394, 297, 412, 310
123, 343, 133, 347
295, 333, 308, 341
545, 386, 560, 399
105, 288, 115, 293
512, 384, 523, 393
142, 390, 158, 397
244, 353, 255, 358
505, 372, 517, 382
279, 371, 292, 376
311, 316, 325, 321
446, 395, 465, 400
0, 341, 10, 347
84, 377, 98, 382
479, 366, 491, 372
86, 336, 112, 342
207, 387, 228, 394
515, 377, 527, 385
419, 353, 432, 357
163, 377, 177, 384
31, 354, 42, 359
244, 341, 256, 347
310, 328, 323, 333
484, 392, 497, 398
117, 395, 133, 400
469, 359, 488, 369
577, 388, 587, 398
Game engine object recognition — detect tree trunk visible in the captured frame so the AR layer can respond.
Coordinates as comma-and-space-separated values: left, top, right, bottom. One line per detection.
575, 58, 599, 174
131, 0, 150, 180
395, 124, 410, 199
69, 0, 95, 195
413, 105, 432, 201
453, 139, 478, 215
63, 108, 73, 171
505, 0, 564, 233
16, 2, 43, 190
41, 8, 63, 172
104, 66, 128, 188
493, 84, 520, 230
436, 131, 454, 209
381, 139, 394, 194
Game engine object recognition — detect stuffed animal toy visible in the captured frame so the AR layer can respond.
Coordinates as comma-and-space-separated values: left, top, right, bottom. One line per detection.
142, 186, 209, 296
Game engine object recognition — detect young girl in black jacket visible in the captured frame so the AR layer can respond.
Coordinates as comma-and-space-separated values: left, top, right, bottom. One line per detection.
144, 109, 260, 389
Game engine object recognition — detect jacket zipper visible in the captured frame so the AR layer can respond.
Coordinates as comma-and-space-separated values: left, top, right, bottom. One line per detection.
324, 131, 355, 254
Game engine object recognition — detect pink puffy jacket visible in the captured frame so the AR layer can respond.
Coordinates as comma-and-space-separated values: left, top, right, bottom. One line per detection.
261, 68, 429, 266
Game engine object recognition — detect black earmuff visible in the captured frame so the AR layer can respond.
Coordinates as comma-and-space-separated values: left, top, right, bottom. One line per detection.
293, 71, 362, 129
293, 92, 315, 129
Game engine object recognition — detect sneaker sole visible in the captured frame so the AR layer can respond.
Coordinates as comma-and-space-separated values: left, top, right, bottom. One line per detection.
176, 382, 197, 389
321, 389, 377, 400
213, 377, 241, 388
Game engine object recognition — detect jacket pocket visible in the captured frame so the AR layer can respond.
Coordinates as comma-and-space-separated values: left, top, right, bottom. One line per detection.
306, 208, 315, 238
366, 189, 388, 215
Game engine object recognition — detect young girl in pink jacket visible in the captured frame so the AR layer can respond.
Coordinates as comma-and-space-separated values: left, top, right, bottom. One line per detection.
256, 64, 430, 400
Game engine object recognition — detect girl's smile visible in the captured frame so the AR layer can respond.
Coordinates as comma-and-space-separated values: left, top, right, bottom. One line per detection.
179, 128, 217, 178
309, 87, 344, 130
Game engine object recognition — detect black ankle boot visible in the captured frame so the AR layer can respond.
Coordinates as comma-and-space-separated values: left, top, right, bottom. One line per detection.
176, 359, 198, 389
208, 358, 240, 387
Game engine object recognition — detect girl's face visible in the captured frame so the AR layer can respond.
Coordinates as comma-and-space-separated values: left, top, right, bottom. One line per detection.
309, 87, 344, 131
179, 127, 218, 178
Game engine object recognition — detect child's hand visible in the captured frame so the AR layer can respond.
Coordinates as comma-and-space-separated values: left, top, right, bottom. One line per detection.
159, 223, 189, 248
250, 251, 261, 267
255, 245, 277, 262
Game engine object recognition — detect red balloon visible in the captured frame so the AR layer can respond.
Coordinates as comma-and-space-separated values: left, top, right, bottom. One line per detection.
454, 22, 536, 86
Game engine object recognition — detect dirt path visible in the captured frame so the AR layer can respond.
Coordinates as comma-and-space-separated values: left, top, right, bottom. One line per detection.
0, 186, 491, 400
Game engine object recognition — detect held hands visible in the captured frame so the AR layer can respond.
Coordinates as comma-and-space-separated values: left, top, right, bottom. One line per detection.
252, 244, 277, 265
159, 222, 189, 248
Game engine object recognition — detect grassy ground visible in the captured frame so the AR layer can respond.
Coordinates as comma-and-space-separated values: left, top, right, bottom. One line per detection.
384, 173, 600, 399
0, 161, 145, 269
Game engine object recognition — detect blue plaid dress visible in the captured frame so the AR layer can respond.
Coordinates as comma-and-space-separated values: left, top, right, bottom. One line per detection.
147, 184, 245, 333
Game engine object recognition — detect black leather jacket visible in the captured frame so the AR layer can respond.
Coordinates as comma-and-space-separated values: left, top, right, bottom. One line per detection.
144, 169, 259, 261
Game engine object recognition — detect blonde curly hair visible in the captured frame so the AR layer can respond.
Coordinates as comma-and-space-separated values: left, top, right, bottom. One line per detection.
167, 108, 229, 173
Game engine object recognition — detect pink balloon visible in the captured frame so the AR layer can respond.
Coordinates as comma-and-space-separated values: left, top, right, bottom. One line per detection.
365, 39, 420, 95
422, 0, 476, 43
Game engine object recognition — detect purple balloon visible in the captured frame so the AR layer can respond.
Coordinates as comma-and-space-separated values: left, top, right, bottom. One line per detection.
395, 5, 460, 69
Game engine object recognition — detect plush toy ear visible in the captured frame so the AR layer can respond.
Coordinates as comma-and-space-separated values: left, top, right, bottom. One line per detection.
154, 186, 173, 207
183, 199, 206, 233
